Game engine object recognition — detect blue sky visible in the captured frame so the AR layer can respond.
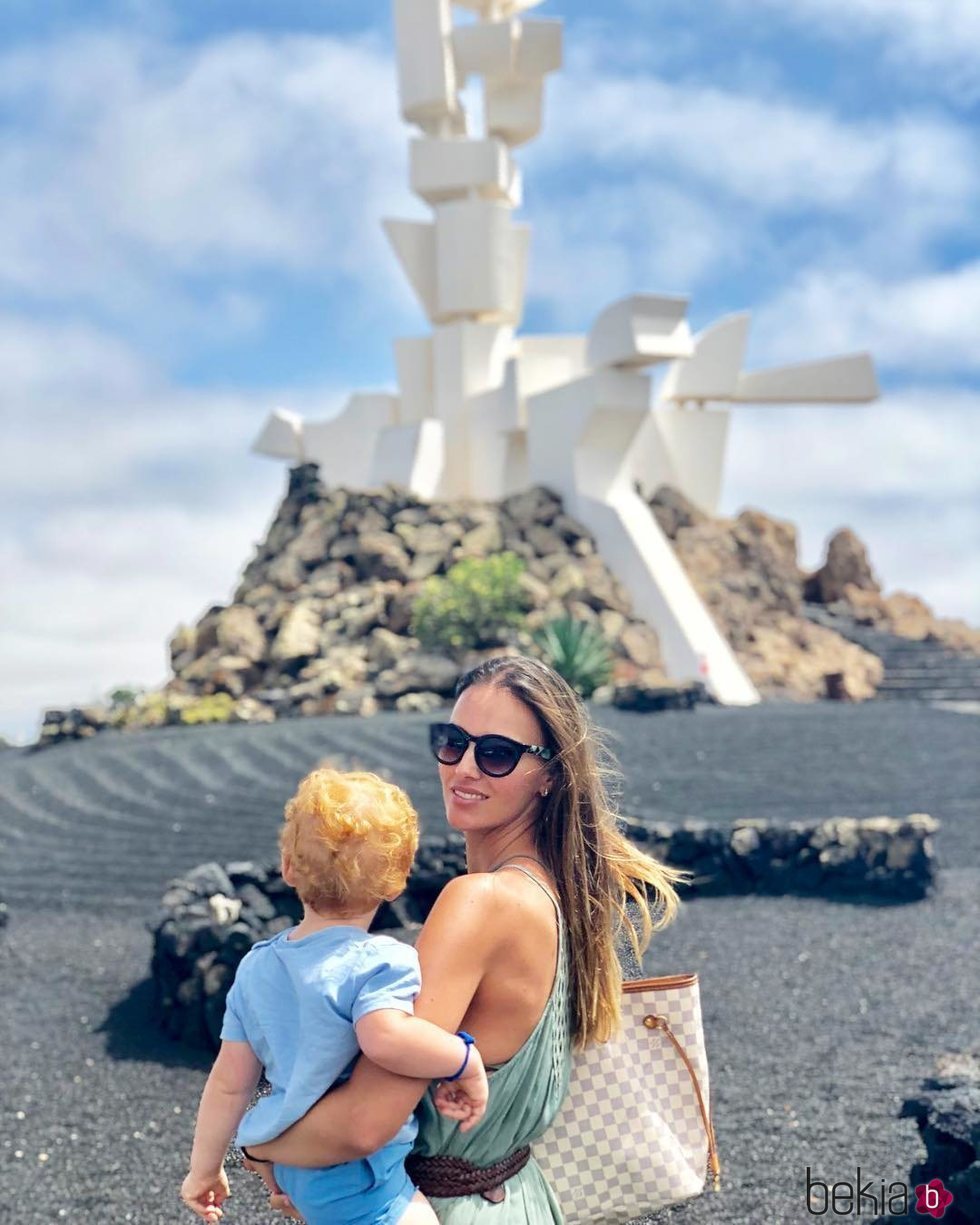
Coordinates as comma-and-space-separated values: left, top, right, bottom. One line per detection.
3, 0, 979, 741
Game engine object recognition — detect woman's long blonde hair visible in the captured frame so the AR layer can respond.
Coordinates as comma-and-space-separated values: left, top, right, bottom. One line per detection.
456, 655, 692, 1049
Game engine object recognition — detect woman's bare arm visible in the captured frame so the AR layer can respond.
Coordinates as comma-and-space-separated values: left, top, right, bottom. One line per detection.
245, 874, 503, 1166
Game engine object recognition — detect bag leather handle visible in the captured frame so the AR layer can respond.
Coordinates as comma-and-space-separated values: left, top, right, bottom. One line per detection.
643, 1011, 722, 1191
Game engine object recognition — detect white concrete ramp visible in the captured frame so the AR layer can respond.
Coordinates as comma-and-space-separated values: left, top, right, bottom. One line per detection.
571, 487, 760, 706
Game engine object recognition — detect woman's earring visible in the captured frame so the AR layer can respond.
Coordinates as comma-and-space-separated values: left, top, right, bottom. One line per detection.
540, 788, 550, 798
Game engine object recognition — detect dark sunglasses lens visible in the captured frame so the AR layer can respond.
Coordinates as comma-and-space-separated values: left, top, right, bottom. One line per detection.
475, 737, 522, 777
430, 724, 467, 764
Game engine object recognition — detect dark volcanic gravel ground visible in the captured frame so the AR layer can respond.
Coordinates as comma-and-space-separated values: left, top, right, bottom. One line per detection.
1, 702, 978, 1225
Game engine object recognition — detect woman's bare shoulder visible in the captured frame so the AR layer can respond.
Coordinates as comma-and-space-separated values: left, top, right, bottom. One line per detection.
415, 874, 506, 988
427, 870, 524, 918
424, 869, 552, 943
422, 873, 497, 939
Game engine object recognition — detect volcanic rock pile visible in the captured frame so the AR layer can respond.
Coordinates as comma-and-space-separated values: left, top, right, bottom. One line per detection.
156, 468, 692, 724
647, 486, 979, 700
123, 469, 942, 718
36, 466, 980, 747
806, 527, 980, 654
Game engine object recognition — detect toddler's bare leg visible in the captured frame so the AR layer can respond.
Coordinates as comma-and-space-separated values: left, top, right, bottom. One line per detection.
398, 1190, 440, 1224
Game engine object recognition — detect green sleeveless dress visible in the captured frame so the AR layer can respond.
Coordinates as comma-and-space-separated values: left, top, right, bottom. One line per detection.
412, 863, 573, 1223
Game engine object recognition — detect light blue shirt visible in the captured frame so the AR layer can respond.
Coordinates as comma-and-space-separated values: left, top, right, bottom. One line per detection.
221, 926, 422, 1149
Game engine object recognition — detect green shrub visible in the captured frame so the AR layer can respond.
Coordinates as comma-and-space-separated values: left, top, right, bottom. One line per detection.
411, 553, 528, 653
108, 686, 142, 710
108, 689, 237, 730
110, 690, 170, 729
533, 614, 613, 698
179, 692, 237, 725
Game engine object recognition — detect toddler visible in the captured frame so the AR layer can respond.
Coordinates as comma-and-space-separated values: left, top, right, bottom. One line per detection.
180, 768, 488, 1224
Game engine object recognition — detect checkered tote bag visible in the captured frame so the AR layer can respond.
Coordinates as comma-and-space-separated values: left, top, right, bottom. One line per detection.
533, 973, 721, 1224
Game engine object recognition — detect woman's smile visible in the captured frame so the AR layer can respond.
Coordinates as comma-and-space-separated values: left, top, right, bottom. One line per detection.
451, 785, 488, 803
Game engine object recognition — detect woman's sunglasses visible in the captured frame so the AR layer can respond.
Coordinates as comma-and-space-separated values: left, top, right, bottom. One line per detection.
429, 722, 554, 779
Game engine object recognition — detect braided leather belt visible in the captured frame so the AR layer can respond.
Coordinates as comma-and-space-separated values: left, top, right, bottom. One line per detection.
406, 1145, 531, 1203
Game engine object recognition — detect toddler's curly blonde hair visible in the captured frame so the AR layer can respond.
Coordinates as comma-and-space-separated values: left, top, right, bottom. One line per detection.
279, 768, 420, 917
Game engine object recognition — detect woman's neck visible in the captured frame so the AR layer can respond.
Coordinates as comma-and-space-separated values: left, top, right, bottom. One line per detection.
465, 828, 541, 875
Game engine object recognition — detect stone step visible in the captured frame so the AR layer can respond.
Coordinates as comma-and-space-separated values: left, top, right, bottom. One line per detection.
883, 674, 980, 686
878, 664, 980, 677
882, 685, 980, 697
880, 671, 980, 683
875, 688, 980, 702
877, 685, 980, 698
801, 603, 980, 702
880, 651, 979, 665
884, 677, 980, 689
878, 668, 980, 681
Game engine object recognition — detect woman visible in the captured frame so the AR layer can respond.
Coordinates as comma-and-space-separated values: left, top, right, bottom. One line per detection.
246, 654, 690, 1221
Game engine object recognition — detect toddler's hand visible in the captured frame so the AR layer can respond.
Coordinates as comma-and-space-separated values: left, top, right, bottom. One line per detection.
268, 1188, 306, 1221
180, 1168, 230, 1221
241, 1153, 305, 1221
432, 1045, 488, 1132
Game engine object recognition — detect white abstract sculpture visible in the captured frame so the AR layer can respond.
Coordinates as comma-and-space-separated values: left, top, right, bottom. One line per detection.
252, 0, 879, 707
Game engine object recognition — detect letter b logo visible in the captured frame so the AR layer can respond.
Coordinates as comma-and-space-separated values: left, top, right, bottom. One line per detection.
914, 1177, 954, 1219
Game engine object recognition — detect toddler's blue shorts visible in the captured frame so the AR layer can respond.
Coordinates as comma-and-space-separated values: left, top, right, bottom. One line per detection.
274, 1139, 417, 1225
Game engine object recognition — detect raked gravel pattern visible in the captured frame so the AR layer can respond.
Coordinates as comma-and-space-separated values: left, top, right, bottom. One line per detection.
1, 700, 978, 1224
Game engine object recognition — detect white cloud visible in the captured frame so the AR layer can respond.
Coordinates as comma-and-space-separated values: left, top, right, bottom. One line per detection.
0, 315, 336, 498
0, 316, 354, 744
537, 57, 979, 220
0, 313, 151, 402
0, 500, 280, 744
747, 262, 980, 373
520, 43, 980, 329
0, 30, 415, 328
724, 388, 980, 502
728, 0, 980, 103
722, 389, 980, 624
526, 180, 735, 326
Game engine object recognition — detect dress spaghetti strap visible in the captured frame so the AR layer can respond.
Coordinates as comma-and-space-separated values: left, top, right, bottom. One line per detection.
491, 861, 562, 923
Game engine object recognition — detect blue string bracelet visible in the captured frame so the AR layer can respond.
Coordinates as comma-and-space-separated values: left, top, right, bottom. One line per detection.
443, 1031, 476, 1082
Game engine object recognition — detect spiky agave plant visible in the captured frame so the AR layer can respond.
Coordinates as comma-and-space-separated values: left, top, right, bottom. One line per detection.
532, 613, 613, 698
